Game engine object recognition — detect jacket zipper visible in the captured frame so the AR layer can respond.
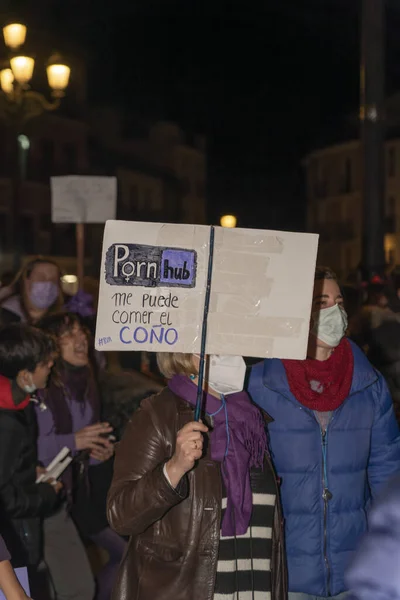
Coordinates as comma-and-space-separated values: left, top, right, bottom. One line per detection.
321, 428, 332, 597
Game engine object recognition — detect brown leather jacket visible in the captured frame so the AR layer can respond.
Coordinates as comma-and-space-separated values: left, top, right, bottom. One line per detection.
107, 387, 287, 600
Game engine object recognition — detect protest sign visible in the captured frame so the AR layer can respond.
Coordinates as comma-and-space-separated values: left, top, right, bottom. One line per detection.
95, 221, 319, 359
51, 176, 117, 224
0, 568, 30, 600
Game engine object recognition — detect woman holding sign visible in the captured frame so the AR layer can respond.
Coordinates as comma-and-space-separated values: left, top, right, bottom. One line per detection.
107, 353, 287, 600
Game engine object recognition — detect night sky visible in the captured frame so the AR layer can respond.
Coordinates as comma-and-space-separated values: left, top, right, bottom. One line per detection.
8, 0, 400, 230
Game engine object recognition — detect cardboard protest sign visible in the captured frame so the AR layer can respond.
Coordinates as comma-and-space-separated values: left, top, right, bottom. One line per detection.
0, 568, 30, 600
95, 221, 318, 359
51, 176, 117, 223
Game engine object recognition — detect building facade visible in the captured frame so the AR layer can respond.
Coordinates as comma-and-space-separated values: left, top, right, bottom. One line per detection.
304, 138, 400, 278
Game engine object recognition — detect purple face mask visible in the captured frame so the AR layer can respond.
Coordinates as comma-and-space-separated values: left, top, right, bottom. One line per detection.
29, 281, 59, 310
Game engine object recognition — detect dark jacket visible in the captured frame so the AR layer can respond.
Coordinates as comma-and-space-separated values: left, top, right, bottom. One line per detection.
0, 377, 59, 567
107, 387, 287, 600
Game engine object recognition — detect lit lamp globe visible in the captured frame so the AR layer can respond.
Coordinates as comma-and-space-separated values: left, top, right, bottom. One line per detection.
10, 55, 34, 84
220, 214, 237, 228
46, 56, 70, 98
0, 68, 14, 94
3, 23, 26, 49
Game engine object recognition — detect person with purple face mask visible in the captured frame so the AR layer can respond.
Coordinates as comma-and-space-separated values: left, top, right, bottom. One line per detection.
0, 258, 63, 327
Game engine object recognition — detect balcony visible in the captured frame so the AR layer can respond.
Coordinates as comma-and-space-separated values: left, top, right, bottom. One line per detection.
314, 182, 328, 199
384, 215, 396, 234
318, 219, 355, 242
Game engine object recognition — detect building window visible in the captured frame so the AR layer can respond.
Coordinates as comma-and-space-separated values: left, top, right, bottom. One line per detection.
20, 215, 35, 254
196, 181, 205, 197
63, 143, 77, 173
144, 189, 153, 209
384, 233, 396, 265
41, 139, 54, 174
0, 212, 8, 252
345, 246, 352, 271
129, 185, 138, 210
344, 158, 352, 193
388, 147, 396, 178
40, 213, 52, 233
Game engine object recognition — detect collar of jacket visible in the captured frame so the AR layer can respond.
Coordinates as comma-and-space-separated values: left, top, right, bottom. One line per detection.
0, 375, 30, 410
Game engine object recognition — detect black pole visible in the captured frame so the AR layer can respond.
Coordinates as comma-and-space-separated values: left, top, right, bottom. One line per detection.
12, 128, 22, 273
360, 0, 386, 280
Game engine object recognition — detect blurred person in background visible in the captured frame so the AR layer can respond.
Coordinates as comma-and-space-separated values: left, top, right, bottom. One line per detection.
37, 312, 126, 600
107, 352, 287, 600
0, 258, 63, 326
248, 266, 400, 600
345, 474, 400, 600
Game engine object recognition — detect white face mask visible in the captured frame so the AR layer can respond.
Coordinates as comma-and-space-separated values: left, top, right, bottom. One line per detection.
206, 355, 247, 396
23, 375, 37, 395
311, 303, 348, 348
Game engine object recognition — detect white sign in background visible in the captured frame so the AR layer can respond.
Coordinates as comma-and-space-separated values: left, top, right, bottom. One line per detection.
95, 221, 319, 359
51, 176, 117, 223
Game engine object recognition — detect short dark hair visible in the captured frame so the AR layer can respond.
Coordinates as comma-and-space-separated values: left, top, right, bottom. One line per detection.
37, 311, 82, 340
315, 266, 337, 281
0, 324, 56, 379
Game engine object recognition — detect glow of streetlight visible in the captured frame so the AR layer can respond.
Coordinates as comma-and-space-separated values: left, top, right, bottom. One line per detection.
0, 68, 14, 94
220, 214, 237, 228
46, 60, 71, 97
3, 23, 26, 49
10, 55, 34, 84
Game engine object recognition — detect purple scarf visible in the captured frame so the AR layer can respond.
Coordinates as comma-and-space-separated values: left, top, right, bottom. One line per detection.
168, 375, 267, 536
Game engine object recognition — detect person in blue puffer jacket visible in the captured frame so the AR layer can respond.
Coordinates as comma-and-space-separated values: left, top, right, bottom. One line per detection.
345, 474, 400, 600
248, 266, 400, 600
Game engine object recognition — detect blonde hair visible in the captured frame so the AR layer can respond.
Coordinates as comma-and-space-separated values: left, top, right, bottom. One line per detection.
156, 353, 197, 380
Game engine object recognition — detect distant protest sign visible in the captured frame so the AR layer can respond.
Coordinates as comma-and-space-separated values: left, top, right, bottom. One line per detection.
51, 176, 117, 223
95, 221, 319, 359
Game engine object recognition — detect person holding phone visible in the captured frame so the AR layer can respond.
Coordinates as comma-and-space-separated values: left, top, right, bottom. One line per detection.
35, 312, 125, 600
107, 353, 287, 600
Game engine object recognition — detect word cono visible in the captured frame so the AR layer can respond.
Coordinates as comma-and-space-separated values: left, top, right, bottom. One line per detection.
119, 325, 178, 346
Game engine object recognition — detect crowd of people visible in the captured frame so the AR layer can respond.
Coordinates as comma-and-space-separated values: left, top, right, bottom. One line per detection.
1, 257, 400, 600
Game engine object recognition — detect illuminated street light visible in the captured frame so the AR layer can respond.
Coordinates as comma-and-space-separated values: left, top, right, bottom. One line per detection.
0, 23, 72, 270
220, 214, 237, 228
3, 23, 26, 49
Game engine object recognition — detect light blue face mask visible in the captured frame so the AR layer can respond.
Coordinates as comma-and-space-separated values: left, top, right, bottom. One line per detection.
311, 304, 348, 348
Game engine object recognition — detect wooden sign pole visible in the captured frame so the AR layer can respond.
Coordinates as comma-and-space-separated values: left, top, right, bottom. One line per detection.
76, 222, 85, 289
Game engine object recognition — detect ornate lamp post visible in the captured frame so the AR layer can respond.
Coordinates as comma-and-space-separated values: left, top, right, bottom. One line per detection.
0, 22, 71, 270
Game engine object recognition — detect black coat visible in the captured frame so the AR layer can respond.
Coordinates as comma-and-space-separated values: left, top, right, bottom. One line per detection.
0, 403, 59, 567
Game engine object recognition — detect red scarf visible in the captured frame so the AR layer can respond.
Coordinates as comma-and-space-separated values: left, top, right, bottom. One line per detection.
281, 338, 354, 411
0, 375, 30, 410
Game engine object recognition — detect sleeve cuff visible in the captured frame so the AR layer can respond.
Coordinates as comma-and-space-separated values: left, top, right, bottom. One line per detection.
163, 463, 174, 487
161, 463, 188, 500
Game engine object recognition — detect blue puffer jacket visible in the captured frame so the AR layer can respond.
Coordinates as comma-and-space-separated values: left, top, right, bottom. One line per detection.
345, 474, 400, 600
248, 340, 400, 597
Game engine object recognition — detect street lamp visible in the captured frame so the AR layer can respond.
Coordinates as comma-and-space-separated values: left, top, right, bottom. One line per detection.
0, 23, 71, 270
220, 214, 237, 228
